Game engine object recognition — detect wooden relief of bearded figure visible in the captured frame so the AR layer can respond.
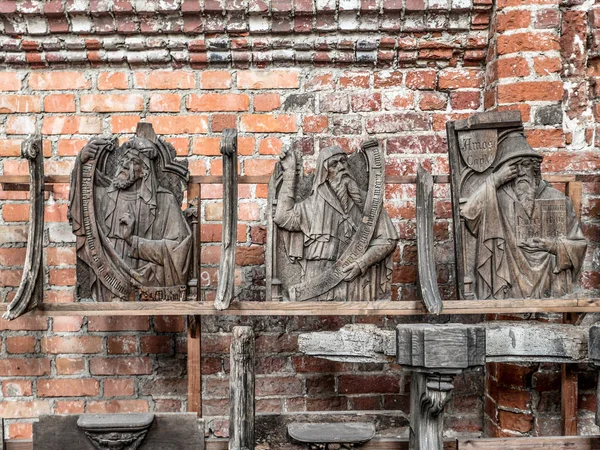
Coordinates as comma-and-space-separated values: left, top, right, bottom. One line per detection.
268, 142, 399, 302
461, 130, 587, 299
68, 126, 192, 302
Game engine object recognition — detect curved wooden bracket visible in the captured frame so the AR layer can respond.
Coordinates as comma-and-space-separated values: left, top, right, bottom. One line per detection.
416, 165, 443, 314
215, 128, 238, 310
4, 135, 45, 320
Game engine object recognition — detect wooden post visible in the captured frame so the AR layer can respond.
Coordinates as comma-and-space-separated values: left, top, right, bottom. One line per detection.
187, 316, 202, 417
230, 326, 255, 450
416, 165, 443, 314
215, 129, 238, 310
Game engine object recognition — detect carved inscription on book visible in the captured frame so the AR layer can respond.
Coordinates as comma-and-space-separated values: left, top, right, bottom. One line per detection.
447, 111, 587, 300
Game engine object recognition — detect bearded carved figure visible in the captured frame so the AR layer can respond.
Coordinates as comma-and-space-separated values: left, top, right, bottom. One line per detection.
449, 113, 587, 300
266, 141, 399, 302
68, 124, 192, 302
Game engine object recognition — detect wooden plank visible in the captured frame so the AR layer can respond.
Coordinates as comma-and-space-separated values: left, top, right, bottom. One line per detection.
459, 436, 600, 449
6, 442, 32, 450
561, 363, 578, 435
187, 317, 202, 417
1, 174, 596, 188
2, 298, 600, 316
416, 165, 443, 313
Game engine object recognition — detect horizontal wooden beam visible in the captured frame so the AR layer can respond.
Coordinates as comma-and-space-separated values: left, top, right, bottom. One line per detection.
458, 436, 600, 449
0, 298, 600, 317
7, 436, 600, 450
1, 173, 596, 189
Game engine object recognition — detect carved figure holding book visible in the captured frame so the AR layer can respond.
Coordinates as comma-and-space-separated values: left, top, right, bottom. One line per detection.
461, 129, 586, 299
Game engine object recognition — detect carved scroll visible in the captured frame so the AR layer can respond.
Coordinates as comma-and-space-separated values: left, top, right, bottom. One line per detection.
215, 129, 238, 310
4, 135, 44, 320
230, 326, 255, 450
69, 122, 191, 302
289, 140, 385, 301
416, 165, 443, 314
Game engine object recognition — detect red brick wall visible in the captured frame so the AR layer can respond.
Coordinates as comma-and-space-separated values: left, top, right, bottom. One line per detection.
0, 0, 598, 442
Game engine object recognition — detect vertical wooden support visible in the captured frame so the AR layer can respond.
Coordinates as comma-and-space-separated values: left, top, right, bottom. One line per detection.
560, 180, 582, 435
416, 165, 443, 314
215, 129, 238, 310
187, 316, 202, 417
230, 326, 255, 450
4, 135, 44, 320
561, 364, 578, 436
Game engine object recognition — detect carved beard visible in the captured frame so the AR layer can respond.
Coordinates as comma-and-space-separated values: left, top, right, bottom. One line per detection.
330, 170, 363, 211
512, 175, 538, 218
113, 165, 140, 190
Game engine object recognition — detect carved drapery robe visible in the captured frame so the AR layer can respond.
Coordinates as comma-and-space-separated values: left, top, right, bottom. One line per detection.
69, 156, 192, 301
275, 181, 398, 301
462, 179, 586, 299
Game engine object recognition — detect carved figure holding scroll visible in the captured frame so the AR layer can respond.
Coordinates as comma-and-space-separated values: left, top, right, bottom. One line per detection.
461, 130, 586, 299
68, 124, 192, 302
272, 143, 398, 301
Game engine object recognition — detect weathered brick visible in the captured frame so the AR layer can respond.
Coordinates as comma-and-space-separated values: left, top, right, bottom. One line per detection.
497, 81, 563, 103
438, 69, 483, 89
29, 72, 91, 90
38, 379, 100, 397
41, 336, 103, 354
0, 73, 22, 91
149, 93, 181, 112
146, 115, 208, 134
0, 358, 51, 376
134, 71, 196, 89
187, 93, 250, 112
497, 32, 560, 55
254, 93, 281, 112
90, 357, 153, 375
98, 72, 129, 90
241, 114, 298, 133
200, 70, 232, 89
80, 94, 144, 112
0, 95, 40, 113
237, 70, 300, 89
44, 94, 76, 112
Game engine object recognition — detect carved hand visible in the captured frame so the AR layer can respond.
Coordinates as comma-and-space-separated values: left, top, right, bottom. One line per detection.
342, 262, 362, 282
279, 147, 296, 173
80, 138, 113, 164
494, 159, 520, 188
119, 213, 135, 245
520, 237, 557, 254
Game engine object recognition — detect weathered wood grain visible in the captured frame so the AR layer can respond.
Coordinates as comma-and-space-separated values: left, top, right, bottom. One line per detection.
230, 326, 255, 450
4, 135, 44, 320
458, 436, 600, 449
4, 298, 600, 316
416, 165, 443, 314
215, 129, 238, 310
300, 322, 588, 363
187, 316, 202, 417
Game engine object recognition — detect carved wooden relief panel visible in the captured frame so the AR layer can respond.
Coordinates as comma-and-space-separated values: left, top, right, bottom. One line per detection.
68, 123, 192, 302
447, 111, 587, 300
266, 140, 399, 302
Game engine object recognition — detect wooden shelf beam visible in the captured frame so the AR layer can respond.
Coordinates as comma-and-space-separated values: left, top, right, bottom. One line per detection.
1, 298, 600, 317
